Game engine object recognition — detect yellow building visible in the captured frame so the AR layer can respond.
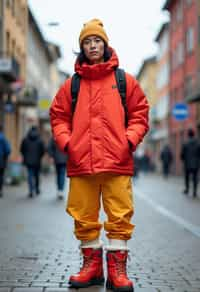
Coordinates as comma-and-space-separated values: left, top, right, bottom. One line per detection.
0, 0, 28, 160
137, 56, 158, 160
137, 56, 158, 108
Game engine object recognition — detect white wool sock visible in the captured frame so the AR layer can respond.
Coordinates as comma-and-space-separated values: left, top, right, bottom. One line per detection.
106, 239, 129, 251
80, 238, 103, 249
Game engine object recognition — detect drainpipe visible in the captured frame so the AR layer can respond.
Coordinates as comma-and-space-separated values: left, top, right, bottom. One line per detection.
0, 0, 4, 54
0, 0, 4, 126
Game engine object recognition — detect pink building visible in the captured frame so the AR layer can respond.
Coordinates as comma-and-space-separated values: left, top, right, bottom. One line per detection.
163, 0, 200, 174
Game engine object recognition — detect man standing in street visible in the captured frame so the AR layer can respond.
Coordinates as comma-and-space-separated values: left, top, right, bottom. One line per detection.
0, 125, 11, 198
50, 19, 149, 291
181, 128, 200, 198
20, 126, 45, 198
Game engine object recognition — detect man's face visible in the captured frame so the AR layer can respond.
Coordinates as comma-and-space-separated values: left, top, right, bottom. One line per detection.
82, 35, 105, 64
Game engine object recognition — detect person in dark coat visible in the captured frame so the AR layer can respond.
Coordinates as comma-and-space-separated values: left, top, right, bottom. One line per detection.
160, 144, 173, 178
48, 137, 67, 200
20, 126, 45, 198
180, 128, 200, 198
0, 125, 11, 197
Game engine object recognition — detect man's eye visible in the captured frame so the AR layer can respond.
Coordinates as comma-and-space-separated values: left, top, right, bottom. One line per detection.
84, 40, 90, 45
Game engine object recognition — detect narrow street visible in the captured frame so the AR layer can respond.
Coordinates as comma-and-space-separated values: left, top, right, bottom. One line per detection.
0, 173, 200, 292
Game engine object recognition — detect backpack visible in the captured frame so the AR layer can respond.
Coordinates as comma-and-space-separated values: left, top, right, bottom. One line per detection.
71, 68, 128, 127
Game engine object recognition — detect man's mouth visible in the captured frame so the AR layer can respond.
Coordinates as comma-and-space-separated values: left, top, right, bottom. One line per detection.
90, 51, 98, 55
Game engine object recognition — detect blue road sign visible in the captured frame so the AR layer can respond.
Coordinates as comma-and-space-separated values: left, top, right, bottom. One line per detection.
172, 103, 189, 121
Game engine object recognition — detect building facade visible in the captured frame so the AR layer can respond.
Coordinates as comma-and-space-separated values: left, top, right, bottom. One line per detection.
26, 9, 53, 136
137, 56, 158, 162
0, 0, 28, 160
164, 0, 200, 174
154, 23, 170, 171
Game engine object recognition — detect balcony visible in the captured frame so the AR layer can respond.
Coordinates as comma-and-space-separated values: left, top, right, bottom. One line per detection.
0, 53, 20, 82
18, 86, 38, 106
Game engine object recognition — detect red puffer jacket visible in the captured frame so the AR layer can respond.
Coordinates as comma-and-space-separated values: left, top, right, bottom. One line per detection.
50, 48, 149, 176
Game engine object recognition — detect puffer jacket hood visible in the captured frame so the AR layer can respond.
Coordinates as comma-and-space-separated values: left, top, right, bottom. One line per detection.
74, 47, 119, 79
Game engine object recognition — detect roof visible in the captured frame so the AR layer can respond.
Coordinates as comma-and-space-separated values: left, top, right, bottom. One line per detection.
47, 42, 62, 60
155, 22, 169, 42
28, 8, 53, 62
137, 56, 157, 80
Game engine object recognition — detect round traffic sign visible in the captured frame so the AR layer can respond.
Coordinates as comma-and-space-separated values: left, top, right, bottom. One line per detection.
172, 103, 189, 121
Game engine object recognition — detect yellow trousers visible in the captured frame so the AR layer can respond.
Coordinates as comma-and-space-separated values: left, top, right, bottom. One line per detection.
66, 173, 135, 241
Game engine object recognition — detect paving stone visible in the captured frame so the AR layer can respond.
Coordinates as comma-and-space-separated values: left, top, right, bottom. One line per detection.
1, 175, 200, 290
45, 289, 105, 292
135, 289, 157, 292
13, 289, 43, 292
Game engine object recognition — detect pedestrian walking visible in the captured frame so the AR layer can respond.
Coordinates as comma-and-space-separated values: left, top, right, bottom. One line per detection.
180, 128, 200, 198
133, 152, 141, 179
160, 144, 173, 178
20, 126, 45, 198
141, 150, 151, 173
50, 18, 149, 292
0, 125, 11, 198
48, 137, 67, 200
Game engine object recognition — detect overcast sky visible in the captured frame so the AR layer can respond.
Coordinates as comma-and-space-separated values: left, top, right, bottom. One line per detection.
28, 0, 169, 76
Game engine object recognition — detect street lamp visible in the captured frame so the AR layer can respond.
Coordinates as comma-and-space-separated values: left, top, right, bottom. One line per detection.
46, 22, 60, 27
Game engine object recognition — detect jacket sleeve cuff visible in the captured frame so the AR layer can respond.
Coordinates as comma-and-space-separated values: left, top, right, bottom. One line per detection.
55, 134, 70, 153
126, 132, 140, 152
128, 140, 136, 152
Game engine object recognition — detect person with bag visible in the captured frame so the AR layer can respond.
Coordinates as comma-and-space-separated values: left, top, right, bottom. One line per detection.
0, 125, 11, 198
20, 126, 45, 198
50, 19, 149, 292
180, 128, 200, 198
48, 137, 67, 200
160, 144, 173, 178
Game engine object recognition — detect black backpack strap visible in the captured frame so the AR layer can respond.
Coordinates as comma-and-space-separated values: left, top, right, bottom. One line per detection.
71, 73, 81, 114
115, 68, 128, 127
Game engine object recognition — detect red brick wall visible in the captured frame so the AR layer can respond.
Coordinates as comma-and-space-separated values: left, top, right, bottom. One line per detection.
168, 0, 198, 174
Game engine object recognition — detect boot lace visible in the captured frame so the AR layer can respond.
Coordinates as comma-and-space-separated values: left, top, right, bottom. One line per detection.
80, 255, 91, 272
116, 258, 127, 276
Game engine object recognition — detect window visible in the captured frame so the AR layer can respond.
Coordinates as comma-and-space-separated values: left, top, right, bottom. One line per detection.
156, 63, 169, 89
177, 42, 184, 65
185, 76, 193, 97
172, 50, 175, 70
12, 0, 15, 16
156, 94, 169, 119
199, 17, 200, 43
157, 31, 169, 60
12, 39, 16, 57
6, 0, 10, 8
6, 31, 10, 55
176, 1, 183, 23
186, 0, 192, 6
173, 88, 178, 103
186, 27, 194, 53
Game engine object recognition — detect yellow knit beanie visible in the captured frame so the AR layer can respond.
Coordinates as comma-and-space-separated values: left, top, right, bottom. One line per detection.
79, 19, 109, 46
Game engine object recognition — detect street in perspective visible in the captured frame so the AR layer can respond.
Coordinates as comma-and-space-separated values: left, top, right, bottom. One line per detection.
0, 173, 200, 292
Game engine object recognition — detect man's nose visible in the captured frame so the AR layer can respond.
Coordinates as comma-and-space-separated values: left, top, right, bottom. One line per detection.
90, 41, 96, 49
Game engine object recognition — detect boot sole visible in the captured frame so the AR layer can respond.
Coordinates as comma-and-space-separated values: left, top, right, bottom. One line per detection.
106, 280, 134, 292
69, 277, 104, 288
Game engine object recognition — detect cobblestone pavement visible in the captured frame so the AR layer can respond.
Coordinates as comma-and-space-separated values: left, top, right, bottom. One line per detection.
0, 173, 200, 292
